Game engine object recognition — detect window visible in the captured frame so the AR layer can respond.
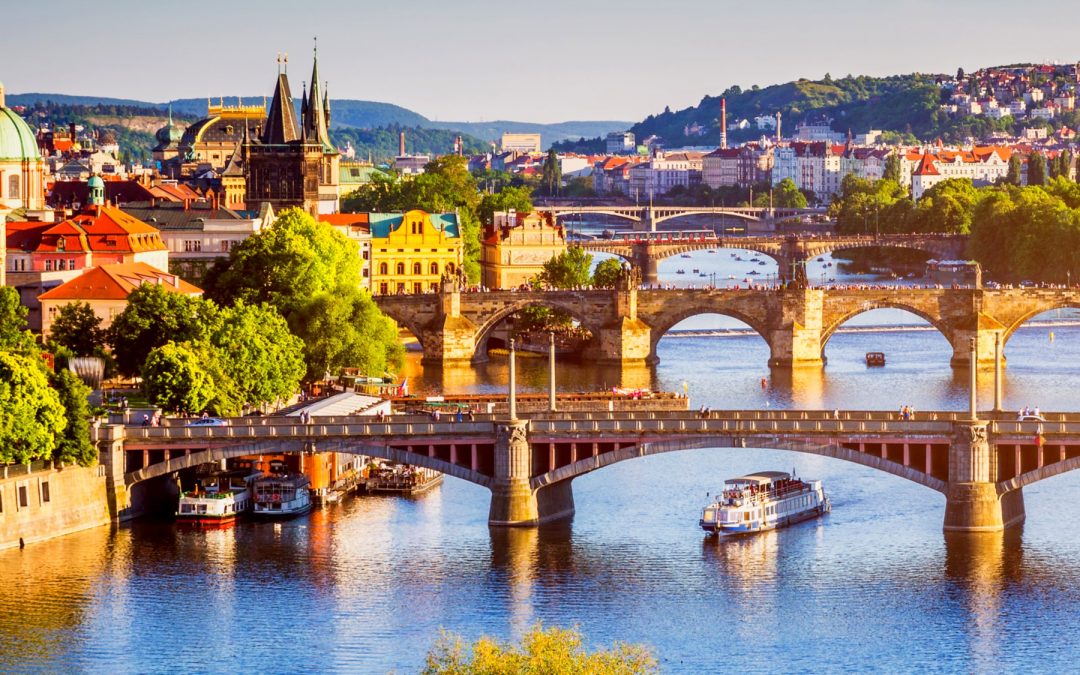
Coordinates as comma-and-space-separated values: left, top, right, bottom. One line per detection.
413, 282, 422, 294
379, 262, 388, 275
379, 282, 388, 295
45, 259, 53, 271
8, 174, 18, 199
184, 240, 202, 252
69, 258, 76, 269
430, 262, 439, 275
18, 485, 28, 508
362, 268, 369, 277
396, 263, 405, 275
41, 481, 50, 503
221, 241, 231, 252
412, 262, 422, 275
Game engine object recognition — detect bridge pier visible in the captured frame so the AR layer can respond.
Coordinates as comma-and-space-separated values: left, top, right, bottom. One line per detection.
947, 320, 1005, 368
97, 425, 144, 523
634, 245, 661, 285
488, 420, 575, 526
943, 421, 1025, 532
767, 288, 826, 368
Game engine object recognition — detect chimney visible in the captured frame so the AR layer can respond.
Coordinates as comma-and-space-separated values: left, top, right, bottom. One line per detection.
399, 131, 406, 156
69, 122, 77, 144
721, 98, 728, 149
776, 111, 782, 143
455, 135, 462, 156
184, 198, 190, 211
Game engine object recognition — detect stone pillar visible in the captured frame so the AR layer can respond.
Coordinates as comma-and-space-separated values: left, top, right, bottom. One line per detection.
943, 421, 1025, 532
587, 279, 651, 365
767, 288, 825, 368
97, 424, 141, 523
421, 284, 480, 364
488, 420, 575, 527
948, 315, 1004, 368
635, 245, 660, 285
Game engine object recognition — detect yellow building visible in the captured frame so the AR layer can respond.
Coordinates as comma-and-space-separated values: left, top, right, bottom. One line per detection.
481, 211, 567, 289
369, 210, 462, 295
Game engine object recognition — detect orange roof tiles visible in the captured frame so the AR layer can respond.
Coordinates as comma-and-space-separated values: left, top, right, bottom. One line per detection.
38, 262, 202, 301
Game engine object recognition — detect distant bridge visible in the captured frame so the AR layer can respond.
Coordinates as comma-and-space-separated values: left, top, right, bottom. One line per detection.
575, 232, 967, 283
99, 408, 1077, 532
535, 205, 826, 231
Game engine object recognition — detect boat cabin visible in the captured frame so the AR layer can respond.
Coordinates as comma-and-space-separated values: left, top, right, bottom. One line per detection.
865, 352, 886, 366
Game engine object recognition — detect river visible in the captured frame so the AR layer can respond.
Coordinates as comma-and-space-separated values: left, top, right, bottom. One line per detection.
4, 249, 1080, 673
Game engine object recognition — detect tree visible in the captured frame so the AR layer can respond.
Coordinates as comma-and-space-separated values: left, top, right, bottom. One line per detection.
422, 623, 658, 675
209, 302, 305, 405
0, 287, 36, 354
48, 302, 105, 356
913, 178, 979, 233
1028, 151, 1047, 186
883, 154, 903, 183
1004, 154, 1023, 186
541, 149, 561, 196
142, 342, 218, 415
478, 185, 534, 225
107, 283, 214, 377
205, 208, 361, 316
539, 247, 593, 289
592, 257, 625, 289
48, 369, 96, 466
957, 67, 965, 81
772, 178, 808, 208
0, 352, 66, 465
289, 287, 404, 382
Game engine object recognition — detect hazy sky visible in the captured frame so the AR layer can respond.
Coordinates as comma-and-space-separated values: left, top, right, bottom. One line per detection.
4, 0, 1080, 123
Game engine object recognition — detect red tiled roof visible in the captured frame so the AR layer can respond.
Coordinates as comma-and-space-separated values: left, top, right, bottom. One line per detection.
319, 213, 371, 226
38, 262, 202, 301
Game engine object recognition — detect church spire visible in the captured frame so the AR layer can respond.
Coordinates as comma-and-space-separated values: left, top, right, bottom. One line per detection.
303, 38, 332, 149
262, 56, 300, 144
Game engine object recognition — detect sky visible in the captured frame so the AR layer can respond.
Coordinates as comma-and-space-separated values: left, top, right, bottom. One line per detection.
4, 0, 1080, 124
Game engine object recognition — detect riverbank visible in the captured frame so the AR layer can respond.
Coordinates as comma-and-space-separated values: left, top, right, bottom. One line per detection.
0, 461, 111, 551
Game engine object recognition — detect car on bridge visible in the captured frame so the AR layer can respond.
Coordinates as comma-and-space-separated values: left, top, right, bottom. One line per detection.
187, 417, 228, 427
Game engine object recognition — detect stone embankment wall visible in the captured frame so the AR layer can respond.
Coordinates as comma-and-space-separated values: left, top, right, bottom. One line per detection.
0, 462, 112, 551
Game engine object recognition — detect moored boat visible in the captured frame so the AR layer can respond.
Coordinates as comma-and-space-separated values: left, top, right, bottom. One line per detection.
699, 471, 829, 535
176, 468, 261, 527
252, 473, 313, 518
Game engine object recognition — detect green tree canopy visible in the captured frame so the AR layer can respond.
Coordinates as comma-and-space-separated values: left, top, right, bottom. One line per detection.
209, 302, 306, 405
0, 352, 66, 465
422, 623, 658, 675
107, 283, 215, 377
48, 301, 106, 357
829, 174, 913, 234
48, 369, 97, 466
541, 149, 561, 196
0, 287, 36, 354
592, 257, 625, 288
289, 287, 404, 382
539, 247, 594, 289
1028, 151, 1047, 186
478, 185, 534, 225
205, 208, 361, 316
913, 178, 980, 233
1004, 154, 1023, 185
142, 342, 219, 415
772, 177, 809, 208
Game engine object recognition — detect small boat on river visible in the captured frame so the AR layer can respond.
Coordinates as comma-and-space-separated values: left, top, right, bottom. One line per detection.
699, 471, 830, 535
176, 468, 261, 527
866, 351, 886, 366
252, 473, 312, 518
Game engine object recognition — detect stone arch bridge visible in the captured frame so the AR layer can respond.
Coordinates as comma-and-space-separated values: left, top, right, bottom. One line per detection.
98, 409, 1080, 532
536, 205, 825, 231
578, 233, 967, 284
374, 285, 1080, 368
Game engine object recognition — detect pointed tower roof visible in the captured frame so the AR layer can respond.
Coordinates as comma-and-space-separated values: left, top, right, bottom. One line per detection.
303, 42, 332, 150
261, 72, 300, 144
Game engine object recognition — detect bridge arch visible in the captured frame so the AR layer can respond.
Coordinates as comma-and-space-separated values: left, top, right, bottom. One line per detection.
472, 297, 606, 357
646, 307, 772, 365
651, 210, 760, 226
123, 439, 494, 489
1000, 302, 1080, 346
547, 208, 642, 224
998, 455, 1080, 493
821, 303, 953, 351
530, 435, 946, 494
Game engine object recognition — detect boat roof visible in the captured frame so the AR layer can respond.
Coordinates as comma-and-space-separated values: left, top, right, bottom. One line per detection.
725, 471, 791, 485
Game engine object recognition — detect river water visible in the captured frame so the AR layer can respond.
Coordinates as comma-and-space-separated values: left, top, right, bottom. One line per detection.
5, 249, 1080, 673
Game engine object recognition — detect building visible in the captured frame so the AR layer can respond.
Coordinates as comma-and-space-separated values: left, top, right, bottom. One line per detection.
628, 151, 704, 197
606, 131, 635, 154
174, 100, 266, 176
151, 108, 184, 167
37, 262, 201, 337
369, 210, 462, 295
481, 211, 566, 289
318, 212, 373, 290
0, 82, 46, 222
909, 147, 1012, 200
120, 198, 274, 283
244, 53, 340, 215
500, 133, 542, 154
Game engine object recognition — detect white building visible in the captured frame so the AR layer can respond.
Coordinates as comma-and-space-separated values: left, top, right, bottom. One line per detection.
605, 131, 635, 154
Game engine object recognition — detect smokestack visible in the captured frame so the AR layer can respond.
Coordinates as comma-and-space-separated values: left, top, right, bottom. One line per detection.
455, 135, 462, 156
775, 112, 782, 143
69, 122, 77, 144
399, 131, 406, 156
720, 98, 728, 149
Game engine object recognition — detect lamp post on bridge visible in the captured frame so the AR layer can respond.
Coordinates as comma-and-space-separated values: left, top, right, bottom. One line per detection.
993, 332, 1003, 412
969, 337, 978, 419
509, 338, 517, 421
549, 332, 557, 413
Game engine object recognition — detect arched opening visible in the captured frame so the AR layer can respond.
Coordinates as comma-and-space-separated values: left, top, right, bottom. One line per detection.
825, 246, 934, 285
475, 302, 595, 363
378, 262, 388, 275
999, 306, 1080, 411
396, 262, 406, 275
430, 262, 439, 275
653, 312, 770, 403
412, 262, 422, 275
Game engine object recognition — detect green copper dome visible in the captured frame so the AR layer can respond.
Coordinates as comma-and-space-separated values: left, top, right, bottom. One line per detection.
0, 105, 42, 162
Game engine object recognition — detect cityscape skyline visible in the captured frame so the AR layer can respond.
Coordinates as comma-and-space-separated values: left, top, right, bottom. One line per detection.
4, 0, 1080, 124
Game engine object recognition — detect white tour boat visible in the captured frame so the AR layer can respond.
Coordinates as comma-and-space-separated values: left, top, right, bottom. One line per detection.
176, 468, 261, 527
699, 471, 830, 535
252, 473, 313, 518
